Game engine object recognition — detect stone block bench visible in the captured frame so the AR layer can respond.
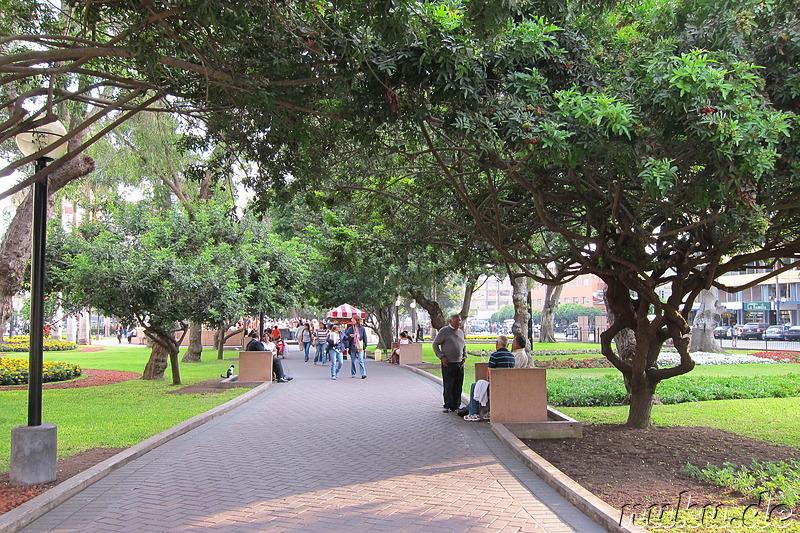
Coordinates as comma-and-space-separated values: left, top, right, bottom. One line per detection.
473, 362, 581, 438
397, 343, 423, 365
237, 351, 273, 383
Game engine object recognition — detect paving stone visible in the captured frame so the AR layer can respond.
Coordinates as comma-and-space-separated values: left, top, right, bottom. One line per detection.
19, 345, 606, 532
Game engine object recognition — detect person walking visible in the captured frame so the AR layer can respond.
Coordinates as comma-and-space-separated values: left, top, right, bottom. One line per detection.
432, 313, 467, 413
299, 322, 314, 362
314, 322, 328, 365
346, 317, 368, 379
328, 324, 345, 380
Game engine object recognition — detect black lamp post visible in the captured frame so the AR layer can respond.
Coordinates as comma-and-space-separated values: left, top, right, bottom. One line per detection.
10, 118, 67, 486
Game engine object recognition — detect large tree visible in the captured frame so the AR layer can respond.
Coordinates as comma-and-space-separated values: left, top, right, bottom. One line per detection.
60, 200, 257, 384
374, 1, 800, 427
249, 1, 800, 428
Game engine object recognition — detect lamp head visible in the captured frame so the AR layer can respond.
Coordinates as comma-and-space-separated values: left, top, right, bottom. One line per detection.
15, 119, 68, 160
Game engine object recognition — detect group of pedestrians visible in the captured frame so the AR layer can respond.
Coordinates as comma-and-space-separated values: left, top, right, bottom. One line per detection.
289, 318, 369, 380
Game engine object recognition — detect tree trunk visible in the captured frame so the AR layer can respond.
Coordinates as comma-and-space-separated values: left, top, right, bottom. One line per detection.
217, 326, 244, 360
182, 320, 203, 362
410, 288, 447, 330
458, 272, 480, 329
77, 309, 91, 344
605, 290, 636, 401
510, 273, 531, 349
689, 289, 724, 353
0, 152, 94, 340
540, 284, 563, 342
626, 373, 657, 428
143, 341, 169, 380
142, 328, 182, 384
376, 304, 394, 350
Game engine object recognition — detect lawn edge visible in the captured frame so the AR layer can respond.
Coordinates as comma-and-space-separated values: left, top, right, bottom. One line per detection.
0, 381, 272, 533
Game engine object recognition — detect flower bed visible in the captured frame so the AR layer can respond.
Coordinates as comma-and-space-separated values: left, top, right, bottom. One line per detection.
750, 351, 800, 364
657, 351, 778, 366
535, 357, 613, 369
0, 336, 78, 352
0, 358, 82, 386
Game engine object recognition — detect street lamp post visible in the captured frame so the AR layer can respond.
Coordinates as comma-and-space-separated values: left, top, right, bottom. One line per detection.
9, 118, 68, 486
394, 297, 401, 342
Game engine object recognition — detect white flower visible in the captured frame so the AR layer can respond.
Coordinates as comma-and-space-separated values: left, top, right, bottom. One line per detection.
656, 351, 775, 366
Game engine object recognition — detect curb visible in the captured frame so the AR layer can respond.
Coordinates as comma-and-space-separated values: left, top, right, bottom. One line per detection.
0, 381, 272, 533
491, 423, 647, 533
403, 363, 646, 533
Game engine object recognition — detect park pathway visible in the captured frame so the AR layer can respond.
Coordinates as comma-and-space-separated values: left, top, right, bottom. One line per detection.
20, 345, 605, 533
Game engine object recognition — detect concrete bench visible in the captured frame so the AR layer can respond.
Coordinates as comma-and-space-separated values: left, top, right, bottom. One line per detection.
488, 368, 548, 423
472, 363, 581, 437
397, 343, 422, 365
237, 351, 273, 382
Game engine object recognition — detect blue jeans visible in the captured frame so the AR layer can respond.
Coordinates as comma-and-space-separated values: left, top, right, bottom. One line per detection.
314, 343, 327, 363
303, 341, 312, 361
330, 348, 343, 378
468, 382, 480, 415
350, 349, 366, 377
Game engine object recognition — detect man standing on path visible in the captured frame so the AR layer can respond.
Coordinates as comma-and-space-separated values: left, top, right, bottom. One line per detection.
432, 313, 467, 412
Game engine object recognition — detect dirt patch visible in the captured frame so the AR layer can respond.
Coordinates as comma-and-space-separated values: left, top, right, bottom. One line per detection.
524, 424, 800, 511
167, 379, 233, 394
0, 447, 127, 514
0, 369, 140, 392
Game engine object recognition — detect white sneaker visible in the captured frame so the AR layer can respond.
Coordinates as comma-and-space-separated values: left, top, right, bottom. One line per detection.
464, 414, 481, 422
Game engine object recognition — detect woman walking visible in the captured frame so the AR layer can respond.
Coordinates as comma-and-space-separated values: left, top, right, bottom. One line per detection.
328, 324, 345, 380
300, 322, 314, 362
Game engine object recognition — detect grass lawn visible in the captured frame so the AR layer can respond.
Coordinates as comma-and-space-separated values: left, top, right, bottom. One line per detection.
418, 342, 800, 448
560, 397, 800, 448
0, 346, 248, 473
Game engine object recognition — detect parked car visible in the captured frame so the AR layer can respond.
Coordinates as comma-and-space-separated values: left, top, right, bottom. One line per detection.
564, 323, 580, 338
739, 323, 770, 340
713, 326, 730, 339
786, 325, 800, 341
765, 324, 791, 340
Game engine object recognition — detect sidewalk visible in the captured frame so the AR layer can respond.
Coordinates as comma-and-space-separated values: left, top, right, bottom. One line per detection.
13, 345, 608, 533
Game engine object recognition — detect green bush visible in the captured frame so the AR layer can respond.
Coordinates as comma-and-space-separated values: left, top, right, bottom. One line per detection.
547, 376, 626, 406
547, 374, 800, 407
683, 460, 800, 506
0, 336, 78, 352
0, 357, 82, 386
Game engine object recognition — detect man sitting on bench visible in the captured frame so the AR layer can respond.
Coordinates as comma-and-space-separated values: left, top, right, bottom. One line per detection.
463, 335, 515, 421
245, 332, 294, 383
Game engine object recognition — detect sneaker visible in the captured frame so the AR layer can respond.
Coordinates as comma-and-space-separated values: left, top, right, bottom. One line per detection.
482, 412, 490, 421
361, 375, 367, 379
285, 376, 293, 381
331, 376, 337, 380
276, 378, 289, 383
464, 414, 481, 422
456, 407, 470, 417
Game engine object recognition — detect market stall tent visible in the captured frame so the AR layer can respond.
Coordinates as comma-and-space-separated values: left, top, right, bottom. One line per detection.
326, 303, 367, 320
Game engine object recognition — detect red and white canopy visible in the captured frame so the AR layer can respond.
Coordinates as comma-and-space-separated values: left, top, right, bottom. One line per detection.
326, 303, 367, 319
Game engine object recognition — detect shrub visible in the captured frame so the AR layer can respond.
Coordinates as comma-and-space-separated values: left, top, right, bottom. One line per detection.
0, 357, 82, 386
547, 376, 626, 406
683, 460, 800, 506
547, 374, 800, 407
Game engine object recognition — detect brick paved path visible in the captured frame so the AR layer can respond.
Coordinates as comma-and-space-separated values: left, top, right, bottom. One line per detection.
21, 347, 605, 532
